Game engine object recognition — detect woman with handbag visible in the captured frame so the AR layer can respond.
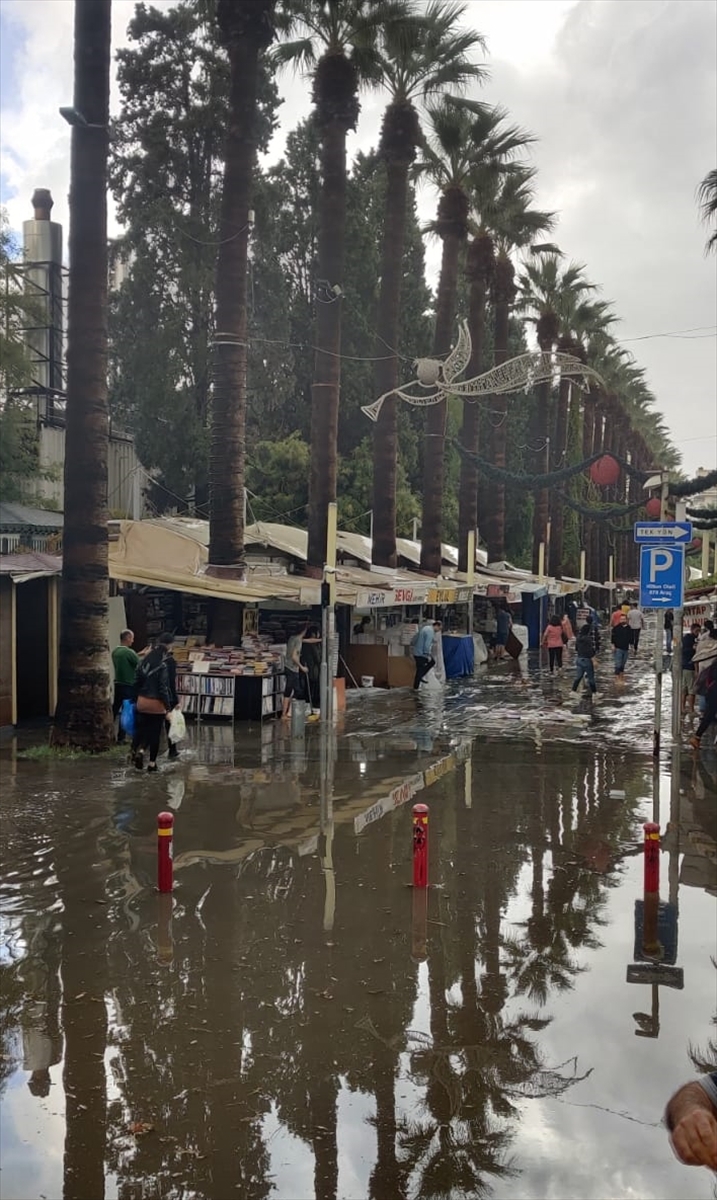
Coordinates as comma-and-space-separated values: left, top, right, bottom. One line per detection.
131, 636, 174, 772
542, 614, 565, 674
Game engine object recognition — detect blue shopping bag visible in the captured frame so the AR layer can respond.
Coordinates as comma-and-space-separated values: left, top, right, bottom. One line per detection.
120, 698, 136, 737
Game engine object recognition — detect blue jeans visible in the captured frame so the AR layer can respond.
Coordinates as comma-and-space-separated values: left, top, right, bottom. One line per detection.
613, 648, 629, 674
572, 656, 596, 693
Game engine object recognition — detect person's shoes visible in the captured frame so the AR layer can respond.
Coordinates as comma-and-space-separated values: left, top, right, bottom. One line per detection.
147, 762, 158, 773
167, 745, 179, 760
133, 750, 144, 771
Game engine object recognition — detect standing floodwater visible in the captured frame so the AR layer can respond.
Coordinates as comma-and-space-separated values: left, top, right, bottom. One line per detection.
1, 663, 715, 1200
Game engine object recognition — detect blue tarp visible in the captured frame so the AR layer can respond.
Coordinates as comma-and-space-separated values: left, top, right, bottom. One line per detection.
442, 635, 474, 678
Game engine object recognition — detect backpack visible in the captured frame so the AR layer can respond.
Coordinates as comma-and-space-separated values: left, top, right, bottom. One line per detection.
694, 660, 717, 697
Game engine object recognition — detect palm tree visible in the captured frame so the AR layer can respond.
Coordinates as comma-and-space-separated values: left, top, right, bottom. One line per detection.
51, 0, 114, 751
459, 163, 550, 568
417, 99, 530, 575
274, 0, 408, 575
517, 255, 593, 574
697, 168, 717, 253
372, 2, 486, 569
208, 0, 276, 643
550, 297, 614, 577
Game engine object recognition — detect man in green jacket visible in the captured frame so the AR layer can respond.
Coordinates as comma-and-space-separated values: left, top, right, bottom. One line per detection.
112, 629, 141, 743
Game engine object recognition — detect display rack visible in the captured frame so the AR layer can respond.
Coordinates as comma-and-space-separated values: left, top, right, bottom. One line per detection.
175, 640, 286, 723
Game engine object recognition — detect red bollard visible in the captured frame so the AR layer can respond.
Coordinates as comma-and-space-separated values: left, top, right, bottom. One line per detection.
157, 811, 174, 893
643, 822, 660, 894
413, 803, 429, 889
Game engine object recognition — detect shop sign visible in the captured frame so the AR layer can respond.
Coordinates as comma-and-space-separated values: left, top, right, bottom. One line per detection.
454, 586, 473, 603
394, 586, 421, 603
357, 589, 391, 608
426, 586, 455, 604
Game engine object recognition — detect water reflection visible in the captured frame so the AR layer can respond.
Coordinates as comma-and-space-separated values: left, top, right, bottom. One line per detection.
0, 718, 715, 1199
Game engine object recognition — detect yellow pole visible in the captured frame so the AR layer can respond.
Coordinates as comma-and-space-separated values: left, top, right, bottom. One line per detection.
538, 541, 545, 581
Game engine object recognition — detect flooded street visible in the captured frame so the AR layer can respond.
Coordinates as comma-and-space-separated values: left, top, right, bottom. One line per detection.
1, 656, 715, 1200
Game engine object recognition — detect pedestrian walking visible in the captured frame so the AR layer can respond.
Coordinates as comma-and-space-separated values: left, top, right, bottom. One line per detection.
571, 624, 598, 696
690, 634, 717, 750
300, 625, 322, 716
664, 609, 674, 654
412, 619, 442, 689
561, 612, 574, 645
627, 603, 645, 654
162, 635, 180, 759
610, 613, 632, 676
542, 615, 565, 674
111, 629, 142, 744
494, 605, 512, 660
681, 622, 701, 718
282, 625, 309, 719
132, 638, 174, 772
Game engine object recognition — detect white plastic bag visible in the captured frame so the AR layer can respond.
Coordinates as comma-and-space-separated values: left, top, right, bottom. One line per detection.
168, 708, 187, 744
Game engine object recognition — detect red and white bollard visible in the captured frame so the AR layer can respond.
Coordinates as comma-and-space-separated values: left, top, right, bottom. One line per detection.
157, 810, 174, 893
643, 822, 660, 894
412, 803, 429, 889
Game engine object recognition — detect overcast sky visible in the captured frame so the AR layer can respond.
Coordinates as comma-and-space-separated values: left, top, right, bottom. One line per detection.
1, 0, 715, 475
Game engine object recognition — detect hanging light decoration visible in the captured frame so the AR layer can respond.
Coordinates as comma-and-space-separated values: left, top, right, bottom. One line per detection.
589, 455, 621, 487
645, 497, 661, 518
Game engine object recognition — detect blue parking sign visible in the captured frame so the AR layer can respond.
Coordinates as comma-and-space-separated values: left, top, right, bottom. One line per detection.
639, 545, 685, 609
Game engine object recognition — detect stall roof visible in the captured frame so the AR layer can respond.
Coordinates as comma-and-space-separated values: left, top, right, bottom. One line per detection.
144, 517, 490, 570
0, 551, 62, 583
0, 503, 64, 530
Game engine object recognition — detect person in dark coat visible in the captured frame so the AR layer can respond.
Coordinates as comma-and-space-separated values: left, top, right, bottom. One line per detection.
161, 634, 180, 759
131, 638, 174, 772
571, 624, 598, 695
610, 613, 631, 676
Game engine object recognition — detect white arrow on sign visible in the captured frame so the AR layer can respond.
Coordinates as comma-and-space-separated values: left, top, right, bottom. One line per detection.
635, 526, 686, 539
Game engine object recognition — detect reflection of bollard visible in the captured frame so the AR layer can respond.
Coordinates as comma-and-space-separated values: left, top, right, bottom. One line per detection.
157, 892, 174, 966
157, 811, 174, 893
412, 803, 429, 888
643, 822, 660, 893
642, 888, 662, 959
411, 886, 428, 962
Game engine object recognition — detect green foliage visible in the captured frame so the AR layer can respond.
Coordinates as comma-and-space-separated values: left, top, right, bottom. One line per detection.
108, 0, 279, 504
245, 431, 310, 523
0, 208, 42, 399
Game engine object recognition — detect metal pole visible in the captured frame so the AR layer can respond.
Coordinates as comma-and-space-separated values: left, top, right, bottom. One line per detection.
653, 474, 668, 758
467, 529, 475, 636
671, 500, 686, 742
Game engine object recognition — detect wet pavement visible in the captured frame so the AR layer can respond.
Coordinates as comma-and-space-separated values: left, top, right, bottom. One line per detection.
1, 649, 715, 1200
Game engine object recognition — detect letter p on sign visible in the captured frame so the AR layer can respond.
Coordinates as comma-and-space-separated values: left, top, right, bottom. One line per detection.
649, 549, 672, 583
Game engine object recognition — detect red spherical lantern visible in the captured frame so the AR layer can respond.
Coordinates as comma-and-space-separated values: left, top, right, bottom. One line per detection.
589, 455, 621, 487
645, 497, 661, 518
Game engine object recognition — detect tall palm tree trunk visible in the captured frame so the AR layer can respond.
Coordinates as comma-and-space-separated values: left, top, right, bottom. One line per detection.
307, 54, 358, 574
458, 234, 492, 572
208, 1, 274, 642
485, 253, 515, 562
52, 0, 113, 751
372, 105, 417, 569
550, 340, 573, 578
421, 191, 466, 576
531, 377, 552, 574
531, 317, 557, 575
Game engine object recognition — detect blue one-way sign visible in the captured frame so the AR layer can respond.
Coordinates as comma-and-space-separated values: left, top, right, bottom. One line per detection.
634, 521, 693, 544
639, 545, 685, 609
